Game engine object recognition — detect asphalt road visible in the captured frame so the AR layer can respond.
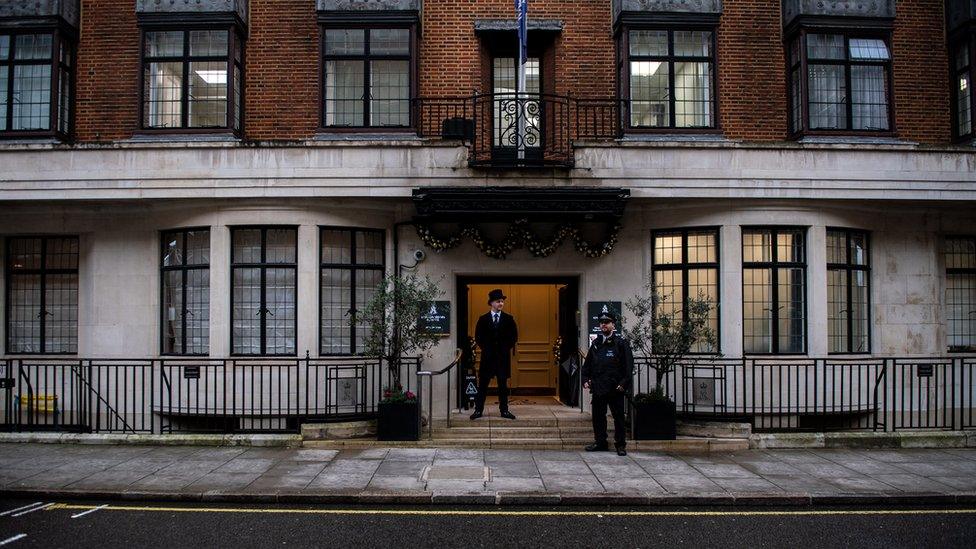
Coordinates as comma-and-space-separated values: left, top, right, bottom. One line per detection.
1, 499, 974, 548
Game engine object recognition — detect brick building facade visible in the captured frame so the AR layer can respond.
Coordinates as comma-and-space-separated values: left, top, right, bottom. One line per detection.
0, 0, 974, 433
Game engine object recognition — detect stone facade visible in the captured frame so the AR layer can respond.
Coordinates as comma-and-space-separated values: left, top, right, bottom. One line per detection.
0, 0, 80, 28
135, 0, 249, 21
782, 0, 897, 27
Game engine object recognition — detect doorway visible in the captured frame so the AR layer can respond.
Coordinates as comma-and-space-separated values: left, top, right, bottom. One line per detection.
457, 276, 579, 402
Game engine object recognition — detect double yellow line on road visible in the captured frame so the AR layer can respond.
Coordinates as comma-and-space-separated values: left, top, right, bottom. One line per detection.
47, 503, 976, 518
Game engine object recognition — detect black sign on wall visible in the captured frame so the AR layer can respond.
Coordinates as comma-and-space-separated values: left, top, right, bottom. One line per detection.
421, 301, 451, 336
587, 301, 623, 336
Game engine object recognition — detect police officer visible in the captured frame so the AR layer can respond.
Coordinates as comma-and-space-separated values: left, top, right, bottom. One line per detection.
582, 311, 633, 456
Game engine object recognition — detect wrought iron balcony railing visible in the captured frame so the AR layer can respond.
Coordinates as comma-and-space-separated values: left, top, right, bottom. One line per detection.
413, 93, 621, 168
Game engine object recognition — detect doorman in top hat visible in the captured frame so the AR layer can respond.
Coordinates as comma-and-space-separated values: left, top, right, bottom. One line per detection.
471, 288, 519, 420
582, 311, 633, 455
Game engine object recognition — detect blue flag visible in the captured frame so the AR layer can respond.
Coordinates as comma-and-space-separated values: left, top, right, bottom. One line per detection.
516, 0, 528, 65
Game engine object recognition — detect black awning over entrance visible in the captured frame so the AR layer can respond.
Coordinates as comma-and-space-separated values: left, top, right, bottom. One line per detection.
411, 187, 630, 224
410, 187, 630, 259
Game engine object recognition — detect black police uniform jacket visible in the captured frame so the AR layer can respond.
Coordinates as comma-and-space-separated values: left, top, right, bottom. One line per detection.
474, 311, 518, 379
582, 332, 634, 396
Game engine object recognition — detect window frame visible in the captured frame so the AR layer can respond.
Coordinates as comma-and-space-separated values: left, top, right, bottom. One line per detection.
786, 27, 896, 138
945, 235, 976, 353
159, 227, 211, 357
826, 228, 872, 355
741, 226, 808, 355
949, 31, 976, 142
318, 226, 387, 356
4, 235, 80, 355
137, 24, 244, 135
618, 24, 720, 133
229, 226, 299, 357
0, 27, 75, 140
318, 22, 418, 132
650, 227, 722, 355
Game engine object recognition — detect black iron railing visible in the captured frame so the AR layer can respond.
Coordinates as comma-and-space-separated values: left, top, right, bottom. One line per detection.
0, 355, 420, 434
413, 93, 621, 168
633, 356, 976, 432
2, 355, 973, 435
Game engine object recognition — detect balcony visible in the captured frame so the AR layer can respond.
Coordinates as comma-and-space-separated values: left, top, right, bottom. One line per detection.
414, 93, 621, 169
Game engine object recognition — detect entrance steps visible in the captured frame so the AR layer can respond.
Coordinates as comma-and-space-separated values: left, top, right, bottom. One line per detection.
301, 405, 750, 452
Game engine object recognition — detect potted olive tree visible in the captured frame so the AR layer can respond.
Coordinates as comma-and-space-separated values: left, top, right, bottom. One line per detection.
623, 283, 716, 440
358, 273, 442, 441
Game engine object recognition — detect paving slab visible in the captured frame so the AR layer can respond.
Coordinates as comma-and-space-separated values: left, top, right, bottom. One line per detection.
3, 442, 975, 507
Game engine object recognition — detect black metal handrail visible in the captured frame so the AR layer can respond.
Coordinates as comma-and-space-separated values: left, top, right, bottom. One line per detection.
413, 93, 622, 168
416, 349, 464, 438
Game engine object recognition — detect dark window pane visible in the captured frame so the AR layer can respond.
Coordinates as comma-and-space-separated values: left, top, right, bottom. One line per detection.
826, 230, 846, 264
163, 232, 184, 267
806, 34, 844, 60
850, 232, 868, 266
946, 273, 976, 350
369, 29, 409, 55
185, 268, 210, 354
322, 229, 353, 264
849, 38, 889, 61
144, 62, 183, 128
674, 62, 712, 127
232, 267, 262, 354
355, 231, 384, 265
629, 30, 667, 56
354, 269, 383, 352
189, 30, 228, 57
808, 64, 846, 130
827, 269, 847, 353
232, 229, 262, 263
8, 274, 42, 353
777, 267, 805, 353
0, 35, 9, 59
743, 268, 772, 353
688, 267, 719, 353
188, 61, 227, 127
186, 230, 210, 265
12, 64, 52, 130
162, 270, 184, 354
265, 268, 296, 355
325, 29, 365, 55
145, 31, 184, 57
320, 268, 352, 354
9, 237, 42, 270
673, 31, 711, 57
630, 61, 669, 127
14, 34, 52, 60
325, 60, 365, 126
851, 65, 889, 130
957, 73, 972, 137
266, 228, 296, 264
946, 237, 976, 269
0, 66, 7, 131
851, 270, 869, 352
46, 237, 79, 269
369, 60, 409, 126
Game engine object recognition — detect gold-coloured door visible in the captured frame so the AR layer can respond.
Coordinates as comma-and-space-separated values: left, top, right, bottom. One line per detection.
467, 283, 559, 392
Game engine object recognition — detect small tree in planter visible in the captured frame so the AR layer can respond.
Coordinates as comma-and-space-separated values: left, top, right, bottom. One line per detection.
623, 283, 717, 440
358, 273, 442, 441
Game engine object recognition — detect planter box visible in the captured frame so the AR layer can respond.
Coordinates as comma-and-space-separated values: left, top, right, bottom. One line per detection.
377, 400, 420, 441
631, 398, 677, 440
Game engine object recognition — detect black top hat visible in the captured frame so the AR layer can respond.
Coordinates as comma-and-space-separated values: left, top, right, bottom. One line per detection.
487, 289, 507, 304
598, 311, 617, 323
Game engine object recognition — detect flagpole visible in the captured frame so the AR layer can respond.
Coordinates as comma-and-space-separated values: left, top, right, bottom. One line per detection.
516, 0, 527, 161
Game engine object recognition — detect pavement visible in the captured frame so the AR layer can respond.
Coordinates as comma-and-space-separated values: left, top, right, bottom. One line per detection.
2, 443, 976, 505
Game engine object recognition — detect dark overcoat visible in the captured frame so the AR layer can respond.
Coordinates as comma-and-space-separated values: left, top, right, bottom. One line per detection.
474, 311, 519, 379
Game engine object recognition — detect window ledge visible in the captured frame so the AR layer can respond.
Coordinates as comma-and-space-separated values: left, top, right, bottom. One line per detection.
313, 132, 423, 144
617, 133, 730, 144
124, 133, 242, 144
796, 135, 915, 147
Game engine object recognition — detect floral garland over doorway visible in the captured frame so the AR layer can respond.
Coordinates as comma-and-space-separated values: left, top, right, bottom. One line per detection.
414, 219, 623, 259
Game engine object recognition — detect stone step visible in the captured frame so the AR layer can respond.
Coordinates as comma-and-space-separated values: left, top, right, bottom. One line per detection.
676, 420, 752, 439
302, 437, 749, 452
301, 420, 376, 440
437, 417, 593, 428
430, 426, 612, 440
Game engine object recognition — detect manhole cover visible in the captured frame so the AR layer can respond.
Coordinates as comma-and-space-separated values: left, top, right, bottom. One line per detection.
421, 466, 491, 481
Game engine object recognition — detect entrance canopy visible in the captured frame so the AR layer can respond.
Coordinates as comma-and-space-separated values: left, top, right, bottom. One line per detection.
411, 187, 630, 259
412, 187, 629, 223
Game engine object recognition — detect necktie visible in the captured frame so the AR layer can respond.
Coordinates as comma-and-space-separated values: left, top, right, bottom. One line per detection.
493, 313, 499, 325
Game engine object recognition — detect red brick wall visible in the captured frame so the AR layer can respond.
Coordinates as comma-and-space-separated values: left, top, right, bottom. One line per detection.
75, 0, 140, 142
892, 0, 950, 144
245, 1, 319, 140
420, 0, 616, 99
68, 0, 954, 145
717, 0, 788, 141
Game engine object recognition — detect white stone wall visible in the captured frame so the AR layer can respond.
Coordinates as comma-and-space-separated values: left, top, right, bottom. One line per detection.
1, 198, 973, 360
